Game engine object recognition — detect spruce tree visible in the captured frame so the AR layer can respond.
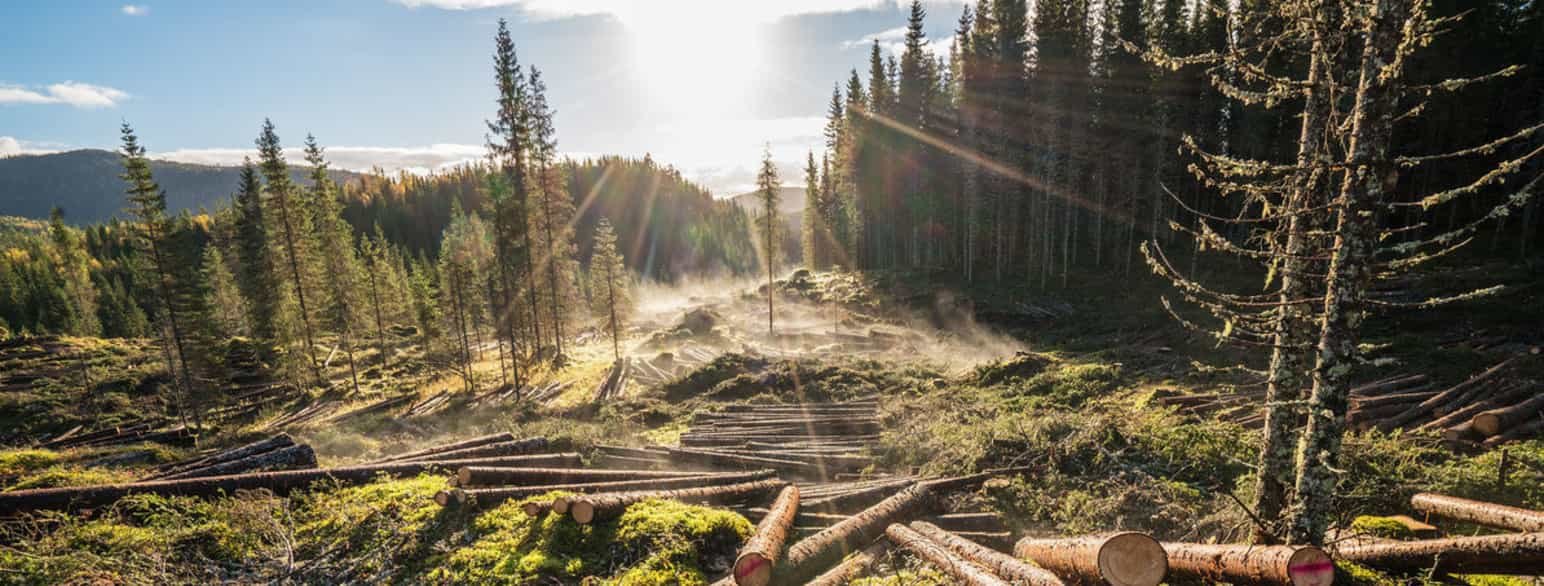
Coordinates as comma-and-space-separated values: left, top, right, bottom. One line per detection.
756, 145, 781, 337
801, 151, 823, 270
588, 219, 630, 361
47, 207, 100, 336
528, 65, 579, 366
486, 18, 537, 375
199, 246, 245, 338
256, 119, 323, 386
233, 159, 278, 341
305, 135, 364, 394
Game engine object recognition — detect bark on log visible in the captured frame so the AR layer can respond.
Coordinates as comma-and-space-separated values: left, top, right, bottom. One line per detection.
0, 453, 580, 514
1484, 415, 1544, 447
568, 479, 788, 524
1012, 533, 1168, 586
734, 485, 800, 586
439, 470, 777, 509
157, 443, 318, 480
805, 541, 888, 586
910, 521, 1066, 585
394, 437, 548, 462
663, 447, 819, 476
1410, 492, 1544, 532
457, 466, 703, 488
774, 470, 1019, 585
147, 434, 297, 478
802, 479, 916, 514
1162, 542, 1332, 586
1332, 532, 1544, 574
885, 523, 1012, 586
1471, 392, 1544, 438
372, 432, 517, 463
928, 513, 1007, 533
594, 454, 672, 469
1376, 358, 1518, 432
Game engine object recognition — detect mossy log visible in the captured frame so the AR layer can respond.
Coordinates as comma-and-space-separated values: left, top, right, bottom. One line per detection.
774, 470, 1020, 585
885, 523, 1012, 586
1332, 532, 1544, 574
910, 521, 1066, 585
1471, 393, 1544, 438
456, 466, 703, 488
1012, 533, 1168, 586
438, 469, 777, 508
157, 443, 318, 480
147, 433, 296, 479
371, 432, 517, 463
568, 478, 788, 524
1410, 493, 1544, 532
805, 540, 889, 586
1161, 542, 1332, 585
734, 485, 800, 586
393, 437, 548, 462
0, 453, 580, 514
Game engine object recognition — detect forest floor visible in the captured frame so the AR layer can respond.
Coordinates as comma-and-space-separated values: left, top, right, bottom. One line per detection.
1, 256, 1541, 584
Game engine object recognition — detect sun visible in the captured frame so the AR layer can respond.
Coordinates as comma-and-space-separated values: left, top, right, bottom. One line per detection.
616, 6, 764, 119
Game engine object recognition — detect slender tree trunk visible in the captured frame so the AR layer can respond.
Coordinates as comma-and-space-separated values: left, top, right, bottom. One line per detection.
367, 262, 387, 370
606, 263, 620, 362
273, 191, 322, 386
1288, 0, 1409, 545
146, 235, 199, 429
344, 329, 360, 395
539, 165, 565, 362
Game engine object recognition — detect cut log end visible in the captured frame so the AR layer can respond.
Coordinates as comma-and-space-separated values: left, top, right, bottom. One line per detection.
553, 496, 572, 514
522, 500, 549, 517
1287, 546, 1334, 586
570, 500, 596, 524
732, 552, 772, 586
435, 488, 467, 507
1472, 413, 1502, 437
1099, 532, 1169, 586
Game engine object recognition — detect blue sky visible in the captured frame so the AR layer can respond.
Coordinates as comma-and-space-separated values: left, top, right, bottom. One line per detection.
0, 0, 962, 194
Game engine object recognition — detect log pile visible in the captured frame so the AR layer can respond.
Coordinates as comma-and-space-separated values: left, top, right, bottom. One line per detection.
592, 360, 630, 403
1325, 492, 1544, 577
1156, 355, 1541, 445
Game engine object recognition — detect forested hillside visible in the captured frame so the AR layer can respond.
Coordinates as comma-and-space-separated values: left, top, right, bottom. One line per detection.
0, 149, 358, 223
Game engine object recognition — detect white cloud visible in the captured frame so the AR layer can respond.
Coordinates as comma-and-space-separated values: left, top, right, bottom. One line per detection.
0, 82, 130, 109
844, 28, 954, 61
391, 0, 931, 23
0, 137, 57, 158
150, 143, 488, 175
121, 4, 149, 16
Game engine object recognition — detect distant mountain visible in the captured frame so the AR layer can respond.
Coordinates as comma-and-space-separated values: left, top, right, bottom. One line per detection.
728, 187, 806, 217
0, 149, 359, 224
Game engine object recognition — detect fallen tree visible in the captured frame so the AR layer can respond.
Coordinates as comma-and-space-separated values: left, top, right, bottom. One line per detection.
910, 521, 1065, 585
1012, 533, 1168, 586
392, 437, 549, 462
1471, 393, 1544, 438
1410, 492, 1544, 533
455, 466, 703, 488
0, 453, 580, 514
156, 443, 318, 481
663, 447, 819, 477
805, 541, 888, 586
371, 432, 516, 463
884, 523, 1011, 586
1332, 532, 1544, 574
1161, 542, 1332, 586
146, 434, 297, 479
568, 479, 788, 524
801, 479, 916, 514
437, 469, 777, 508
733, 485, 800, 586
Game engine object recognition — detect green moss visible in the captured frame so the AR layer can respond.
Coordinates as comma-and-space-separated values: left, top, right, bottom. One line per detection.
5, 465, 134, 490
850, 568, 950, 585
970, 352, 1053, 386
1350, 515, 1417, 540
432, 493, 751, 585
1336, 561, 1403, 586
0, 448, 60, 476
1457, 575, 1535, 586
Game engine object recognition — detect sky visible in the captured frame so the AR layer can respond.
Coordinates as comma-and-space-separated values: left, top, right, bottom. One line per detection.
0, 0, 963, 195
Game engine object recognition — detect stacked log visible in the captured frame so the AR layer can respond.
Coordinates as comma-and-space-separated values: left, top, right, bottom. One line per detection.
144, 434, 299, 481
884, 523, 1011, 586
593, 360, 630, 403
805, 541, 888, 586
372, 432, 516, 464
391, 437, 548, 463
0, 453, 580, 514
1162, 542, 1332, 586
1333, 532, 1544, 575
439, 470, 777, 508
455, 466, 703, 488
156, 444, 317, 481
732, 485, 800, 586
909, 521, 1066, 585
1410, 492, 1544, 532
1012, 533, 1169, 586
567, 479, 787, 524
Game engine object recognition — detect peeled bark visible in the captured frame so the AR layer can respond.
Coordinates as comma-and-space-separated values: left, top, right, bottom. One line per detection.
1012, 533, 1168, 586
1471, 392, 1544, 437
568, 479, 788, 524
1332, 532, 1544, 574
457, 466, 703, 488
393, 437, 548, 462
146, 434, 296, 479
372, 432, 517, 463
885, 523, 1012, 586
805, 540, 888, 586
910, 521, 1065, 585
1410, 492, 1544, 532
734, 485, 800, 586
440, 470, 777, 509
0, 453, 580, 514
157, 443, 318, 480
1162, 542, 1332, 586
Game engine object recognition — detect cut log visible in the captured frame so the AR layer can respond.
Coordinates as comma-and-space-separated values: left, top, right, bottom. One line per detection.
568, 479, 788, 524
595, 444, 672, 458
1376, 357, 1519, 433
662, 447, 819, 477
1012, 533, 1168, 586
909, 521, 1065, 585
802, 479, 916, 514
457, 466, 703, 488
393, 437, 548, 462
1162, 542, 1332, 586
884, 523, 1012, 586
734, 485, 800, 586
1471, 392, 1544, 438
1332, 532, 1544, 574
805, 541, 888, 586
372, 432, 517, 463
0, 453, 580, 514
928, 513, 1007, 533
774, 470, 1020, 585
1410, 492, 1544, 532
594, 454, 672, 469
156, 443, 318, 481
147, 434, 296, 478
440, 470, 777, 509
